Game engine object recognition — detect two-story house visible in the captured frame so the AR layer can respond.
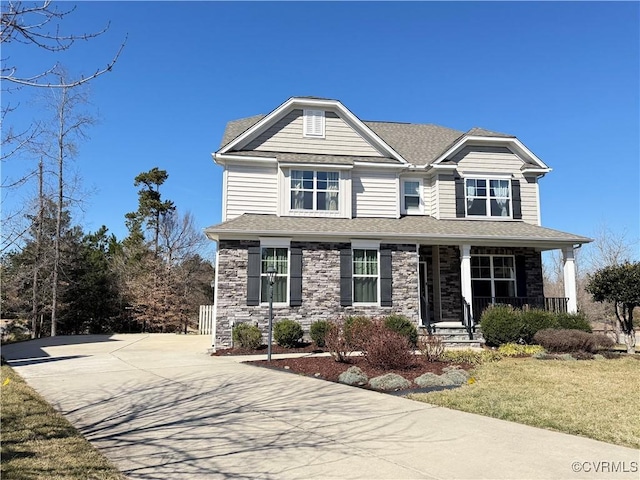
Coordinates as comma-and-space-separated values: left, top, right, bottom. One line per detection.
205, 97, 590, 349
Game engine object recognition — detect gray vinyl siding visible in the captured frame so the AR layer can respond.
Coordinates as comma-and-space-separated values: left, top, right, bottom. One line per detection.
437, 174, 456, 219
427, 175, 437, 217
352, 169, 398, 218
225, 163, 278, 219
437, 146, 540, 224
453, 146, 522, 174
244, 110, 384, 157
520, 176, 539, 225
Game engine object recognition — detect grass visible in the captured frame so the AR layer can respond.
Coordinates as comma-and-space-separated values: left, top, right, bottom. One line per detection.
1, 364, 126, 480
408, 355, 640, 449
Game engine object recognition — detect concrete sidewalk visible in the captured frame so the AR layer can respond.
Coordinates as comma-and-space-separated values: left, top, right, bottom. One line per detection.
2, 334, 638, 479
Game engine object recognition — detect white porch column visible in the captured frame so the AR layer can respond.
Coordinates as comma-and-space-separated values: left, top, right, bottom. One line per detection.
460, 244, 473, 318
563, 246, 578, 313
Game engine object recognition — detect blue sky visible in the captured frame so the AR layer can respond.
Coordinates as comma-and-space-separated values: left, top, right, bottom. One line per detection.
3, 1, 639, 262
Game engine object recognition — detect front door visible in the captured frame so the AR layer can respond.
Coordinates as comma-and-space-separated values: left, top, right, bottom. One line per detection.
419, 261, 430, 327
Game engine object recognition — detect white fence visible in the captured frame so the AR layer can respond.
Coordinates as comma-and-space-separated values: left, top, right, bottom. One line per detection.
198, 305, 215, 335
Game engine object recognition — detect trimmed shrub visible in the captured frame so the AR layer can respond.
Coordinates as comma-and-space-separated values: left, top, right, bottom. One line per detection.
498, 343, 545, 357
273, 319, 303, 348
362, 319, 415, 370
368, 373, 411, 391
441, 366, 470, 385
533, 328, 615, 353
520, 309, 557, 344
383, 314, 419, 346
480, 305, 521, 346
310, 320, 330, 347
441, 349, 502, 365
232, 323, 262, 350
555, 312, 592, 332
325, 319, 353, 363
338, 366, 368, 386
414, 372, 454, 388
344, 315, 373, 350
418, 334, 445, 362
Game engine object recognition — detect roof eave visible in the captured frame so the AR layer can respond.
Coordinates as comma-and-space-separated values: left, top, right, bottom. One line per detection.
205, 227, 591, 250
432, 135, 550, 170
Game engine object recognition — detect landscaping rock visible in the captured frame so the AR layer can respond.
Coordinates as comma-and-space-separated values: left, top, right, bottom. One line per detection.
414, 372, 455, 388
368, 373, 411, 391
338, 366, 368, 386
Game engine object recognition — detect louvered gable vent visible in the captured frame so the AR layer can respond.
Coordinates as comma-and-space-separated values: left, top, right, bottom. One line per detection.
303, 109, 325, 137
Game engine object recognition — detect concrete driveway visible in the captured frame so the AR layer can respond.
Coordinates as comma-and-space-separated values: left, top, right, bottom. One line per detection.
2, 334, 638, 479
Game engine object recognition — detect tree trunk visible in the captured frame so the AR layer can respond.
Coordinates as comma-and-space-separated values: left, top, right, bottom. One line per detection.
31, 159, 44, 339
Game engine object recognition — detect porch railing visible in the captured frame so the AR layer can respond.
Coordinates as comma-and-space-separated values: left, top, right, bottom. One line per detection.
472, 297, 568, 320
461, 297, 475, 340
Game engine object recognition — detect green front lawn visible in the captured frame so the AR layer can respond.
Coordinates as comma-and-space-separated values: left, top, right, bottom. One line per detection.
1, 365, 125, 480
409, 355, 640, 449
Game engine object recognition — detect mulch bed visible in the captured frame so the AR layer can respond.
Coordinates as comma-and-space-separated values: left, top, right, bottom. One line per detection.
213, 343, 472, 392
212, 342, 320, 356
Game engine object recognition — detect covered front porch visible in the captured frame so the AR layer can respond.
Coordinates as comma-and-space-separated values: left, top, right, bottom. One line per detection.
417, 244, 578, 340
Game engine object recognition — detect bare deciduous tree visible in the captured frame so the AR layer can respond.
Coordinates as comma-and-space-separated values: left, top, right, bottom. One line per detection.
1, 0, 126, 89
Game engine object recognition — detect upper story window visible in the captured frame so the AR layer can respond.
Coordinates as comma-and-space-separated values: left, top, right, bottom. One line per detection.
303, 109, 325, 137
260, 247, 289, 303
466, 178, 511, 217
291, 170, 339, 211
402, 179, 423, 215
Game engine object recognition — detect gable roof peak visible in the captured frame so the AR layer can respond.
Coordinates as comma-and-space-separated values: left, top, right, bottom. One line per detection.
466, 127, 515, 138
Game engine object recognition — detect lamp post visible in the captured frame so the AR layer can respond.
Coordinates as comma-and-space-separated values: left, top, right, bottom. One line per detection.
266, 265, 277, 362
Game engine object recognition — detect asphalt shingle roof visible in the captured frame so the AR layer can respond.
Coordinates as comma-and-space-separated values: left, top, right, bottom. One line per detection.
218, 107, 516, 166
205, 214, 591, 247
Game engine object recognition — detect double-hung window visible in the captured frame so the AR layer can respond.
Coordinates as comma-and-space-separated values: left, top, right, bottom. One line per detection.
471, 255, 516, 299
291, 170, 339, 211
260, 247, 288, 303
353, 249, 378, 303
402, 179, 422, 214
466, 178, 511, 217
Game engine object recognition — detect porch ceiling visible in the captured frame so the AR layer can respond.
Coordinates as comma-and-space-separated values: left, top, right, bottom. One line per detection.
205, 214, 592, 250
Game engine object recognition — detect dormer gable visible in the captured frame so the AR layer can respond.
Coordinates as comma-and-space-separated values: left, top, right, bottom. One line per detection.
218, 97, 407, 164
430, 130, 551, 174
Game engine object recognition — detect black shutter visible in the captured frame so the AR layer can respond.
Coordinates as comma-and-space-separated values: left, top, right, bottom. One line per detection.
380, 248, 393, 307
455, 178, 466, 218
247, 246, 261, 306
290, 247, 302, 307
515, 255, 527, 298
340, 248, 352, 307
512, 179, 522, 219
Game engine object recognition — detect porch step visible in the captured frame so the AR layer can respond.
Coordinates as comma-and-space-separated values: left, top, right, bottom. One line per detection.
419, 322, 485, 347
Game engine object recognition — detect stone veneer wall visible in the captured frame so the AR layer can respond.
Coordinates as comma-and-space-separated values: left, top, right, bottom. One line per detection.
437, 246, 463, 322
214, 240, 419, 349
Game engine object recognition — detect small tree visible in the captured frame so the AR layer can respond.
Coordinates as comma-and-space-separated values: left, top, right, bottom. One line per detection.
586, 262, 639, 354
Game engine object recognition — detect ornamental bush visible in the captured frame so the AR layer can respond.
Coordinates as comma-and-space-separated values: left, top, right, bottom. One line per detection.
480, 305, 521, 346
383, 314, 418, 346
310, 320, 330, 347
273, 319, 303, 348
533, 328, 615, 353
497, 343, 545, 357
519, 309, 556, 344
555, 312, 592, 332
232, 323, 262, 350
344, 315, 373, 350
362, 319, 415, 370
